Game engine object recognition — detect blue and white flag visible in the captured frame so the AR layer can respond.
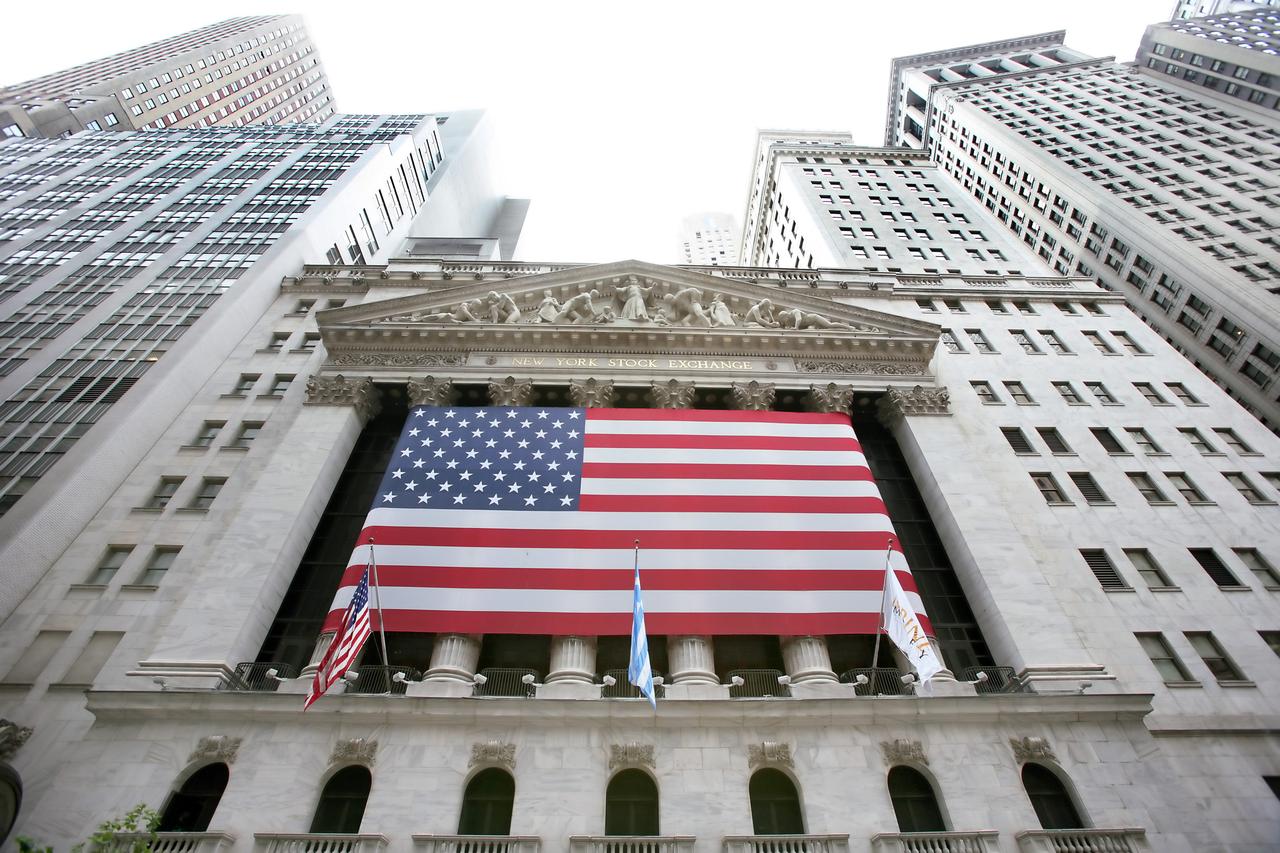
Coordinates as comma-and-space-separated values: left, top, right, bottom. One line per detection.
628, 557, 657, 709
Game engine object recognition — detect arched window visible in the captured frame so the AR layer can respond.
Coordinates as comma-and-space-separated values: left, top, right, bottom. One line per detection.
0, 764, 21, 844
1022, 763, 1084, 830
605, 769, 659, 836
309, 765, 371, 833
887, 766, 945, 833
157, 763, 229, 832
458, 768, 515, 835
748, 768, 804, 835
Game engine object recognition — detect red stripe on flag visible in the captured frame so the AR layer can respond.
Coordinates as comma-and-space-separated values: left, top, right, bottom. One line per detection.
586, 409, 853, 425
584, 433, 861, 452
577, 494, 888, 514
580, 462, 872, 481
359, 525, 898, 551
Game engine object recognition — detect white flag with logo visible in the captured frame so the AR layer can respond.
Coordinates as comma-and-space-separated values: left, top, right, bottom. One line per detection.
882, 566, 944, 685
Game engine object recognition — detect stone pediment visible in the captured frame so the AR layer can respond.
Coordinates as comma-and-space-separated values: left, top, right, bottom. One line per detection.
317, 259, 939, 365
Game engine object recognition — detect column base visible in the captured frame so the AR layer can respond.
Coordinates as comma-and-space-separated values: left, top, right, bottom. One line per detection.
664, 682, 731, 700
409, 679, 474, 698
537, 681, 599, 700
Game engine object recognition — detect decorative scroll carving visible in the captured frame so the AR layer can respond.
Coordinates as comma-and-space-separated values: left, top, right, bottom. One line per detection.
747, 741, 793, 770
328, 352, 466, 368
877, 385, 951, 424
189, 735, 241, 765
304, 374, 380, 421
808, 383, 855, 414
609, 743, 655, 771
650, 379, 696, 409
330, 737, 378, 766
1010, 736, 1056, 763
488, 376, 534, 407
408, 376, 455, 407
731, 380, 776, 411
569, 378, 615, 408
796, 360, 926, 376
0, 720, 33, 760
881, 738, 928, 767
470, 741, 516, 770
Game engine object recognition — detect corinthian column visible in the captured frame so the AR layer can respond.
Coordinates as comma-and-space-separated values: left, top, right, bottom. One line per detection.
415, 633, 483, 698
488, 376, 535, 407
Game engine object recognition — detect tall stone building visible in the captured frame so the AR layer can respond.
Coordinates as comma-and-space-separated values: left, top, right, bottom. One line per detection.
677, 212, 739, 266
0, 15, 335, 139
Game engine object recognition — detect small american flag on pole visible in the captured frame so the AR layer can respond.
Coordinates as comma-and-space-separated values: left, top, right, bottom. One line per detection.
305, 564, 372, 709
323, 407, 928, 636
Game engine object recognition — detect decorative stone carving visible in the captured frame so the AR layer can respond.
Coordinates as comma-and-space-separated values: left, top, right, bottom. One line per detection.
330, 737, 378, 766
480, 291, 522, 324
877, 385, 951, 424
747, 742, 793, 770
488, 376, 534, 407
796, 360, 926, 376
731, 380, 776, 411
189, 735, 241, 764
328, 352, 466, 368
609, 743, 655, 771
881, 738, 928, 766
617, 277, 655, 322
408, 376, 455, 407
743, 298, 781, 328
1010, 736, 1056, 763
650, 379, 695, 409
534, 290, 562, 323
304, 374, 380, 421
0, 720, 33, 760
808, 383, 855, 414
569, 378, 615, 408
556, 289, 602, 324
469, 741, 516, 770
777, 308, 875, 332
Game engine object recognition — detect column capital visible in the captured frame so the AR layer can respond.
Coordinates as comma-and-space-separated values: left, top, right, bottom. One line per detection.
807, 382, 856, 414
650, 378, 695, 409
569, 378, 615, 408
877, 384, 951, 425
730, 380, 775, 411
407, 376, 455, 407
488, 376, 535, 407
304, 374, 380, 421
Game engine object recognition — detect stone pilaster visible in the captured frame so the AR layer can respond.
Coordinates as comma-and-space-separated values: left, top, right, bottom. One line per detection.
807, 382, 856, 414
407, 376, 455, 407
651, 379, 696, 409
876, 384, 951, 425
488, 376, 534, 407
730, 380, 776, 411
304, 374, 381, 422
568, 378, 615, 408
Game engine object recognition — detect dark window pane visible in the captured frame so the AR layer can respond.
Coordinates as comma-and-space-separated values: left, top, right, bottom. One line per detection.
458, 768, 515, 835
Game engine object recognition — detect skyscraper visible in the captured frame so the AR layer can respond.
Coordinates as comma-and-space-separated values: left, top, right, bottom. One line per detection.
0, 16, 335, 139
1136, 5, 1280, 109
677, 212, 739, 266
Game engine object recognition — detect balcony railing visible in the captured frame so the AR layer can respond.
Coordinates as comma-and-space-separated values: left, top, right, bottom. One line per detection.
1014, 828, 1148, 852
412, 835, 542, 853
599, 669, 666, 700
103, 831, 235, 852
570, 835, 695, 853
221, 662, 299, 691
727, 669, 790, 698
474, 667, 540, 698
254, 833, 389, 853
959, 666, 1028, 695
346, 665, 422, 695
840, 667, 910, 696
723, 834, 850, 853
870, 830, 999, 852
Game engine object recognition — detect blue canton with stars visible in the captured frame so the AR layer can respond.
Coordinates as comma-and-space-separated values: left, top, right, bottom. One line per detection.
373, 407, 588, 511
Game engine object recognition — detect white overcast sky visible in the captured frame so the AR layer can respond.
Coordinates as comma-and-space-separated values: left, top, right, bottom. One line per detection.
1, 1, 1172, 263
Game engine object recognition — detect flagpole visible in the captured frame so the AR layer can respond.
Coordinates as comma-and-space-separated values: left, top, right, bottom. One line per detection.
871, 536, 895, 670
367, 536, 391, 673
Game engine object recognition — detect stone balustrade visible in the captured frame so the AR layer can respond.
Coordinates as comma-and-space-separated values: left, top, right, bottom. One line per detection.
722, 834, 850, 853
105, 832, 235, 853
870, 830, 999, 852
569, 835, 696, 853
254, 833, 389, 853
1014, 828, 1148, 853
412, 836, 542, 853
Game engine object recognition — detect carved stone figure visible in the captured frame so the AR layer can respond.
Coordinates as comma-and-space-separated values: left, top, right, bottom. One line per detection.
618, 279, 654, 322
415, 300, 482, 324
743, 298, 780, 328
555, 289, 601, 324
670, 287, 711, 326
777, 308, 857, 331
535, 290, 562, 323
483, 291, 522, 324
708, 294, 736, 327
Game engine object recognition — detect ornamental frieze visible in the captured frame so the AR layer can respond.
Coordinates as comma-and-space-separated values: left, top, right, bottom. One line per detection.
795, 359, 926, 376
328, 352, 466, 368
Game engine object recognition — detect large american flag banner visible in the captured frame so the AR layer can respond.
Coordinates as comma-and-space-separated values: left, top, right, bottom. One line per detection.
323, 406, 929, 636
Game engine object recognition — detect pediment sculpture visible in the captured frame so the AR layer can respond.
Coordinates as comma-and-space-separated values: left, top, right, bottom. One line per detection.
379, 276, 882, 334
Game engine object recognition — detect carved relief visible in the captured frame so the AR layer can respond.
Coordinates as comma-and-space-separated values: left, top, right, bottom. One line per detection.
747, 741, 793, 770
304, 374, 380, 421
1010, 736, 1056, 763
328, 352, 466, 368
0, 720, 33, 760
609, 743, 655, 771
331, 737, 378, 766
880, 738, 928, 767
650, 379, 696, 409
569, 378, 615, 408
731, 380, 776, 411
408, 376, 455, 407
877, 385, 951, 424
189, 735, 241, 764
808, 383, 855, 414
470, 741, 516, 770
488, 376, 535, 407
796, 360, 926, 376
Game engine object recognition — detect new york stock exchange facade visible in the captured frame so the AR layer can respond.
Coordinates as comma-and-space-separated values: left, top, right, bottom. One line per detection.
7, 258, 1280, 852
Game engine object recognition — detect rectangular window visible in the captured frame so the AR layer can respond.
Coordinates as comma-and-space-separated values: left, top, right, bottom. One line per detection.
1185, 632, 1246, 682
1037, 428, 1072, 454
1136, 633, 1193, 683
191, 421, 224, 448
265, 332, 290, 352
1234, 549, 1280, 588
2, 630, 70, 684
986, 300, 1008, 314
1082, 331, 1117, 354
1190, 548, 1241, 587
1039, 331, 1071, 354
137, 547, 180, 586
231, 374, 259, 395
1032, 472, 1071, 504
1003, 381, 1034, 405
188, 478, 226, 510
1090, 427, 1127, 455
290, 299, 316, 315
916, 299, 938, 312
1125, 549, 1175, 589
1165, 383, 1202, 405
1167, 472, 1211, 504
1178, 427, 1218, 454
971, 381, 1001, 404
144, 477, 183, 510
58, 631, 124, 686
966, 330, 996, 353
1013, 300, 1036, 315
1111, 331, 1147, 355
1125, 428, 1163, 454
296, 332, 321, 352
1083, 382, 1117, 405
266, 374, 294, 396
1212, 428, 1256, 455
87, 546, 132, 585
1010, 330, 1041, 354
230, 422, 263, 448
941, 329, 965, 353
1134, 383, 1170, 405
1080, 549, 1129, 590
1261, 632, 1280, 660
1069, 472, 1111, 505
943, 299, 966, 313
1128, 472, 1170, 504
1052, 381, 1084, 405
1001, 427, 1035, 454
1224, 472, 1270, 504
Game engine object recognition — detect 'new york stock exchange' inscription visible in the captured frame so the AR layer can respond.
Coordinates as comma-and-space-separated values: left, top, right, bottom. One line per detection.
470, 353, 794, 372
